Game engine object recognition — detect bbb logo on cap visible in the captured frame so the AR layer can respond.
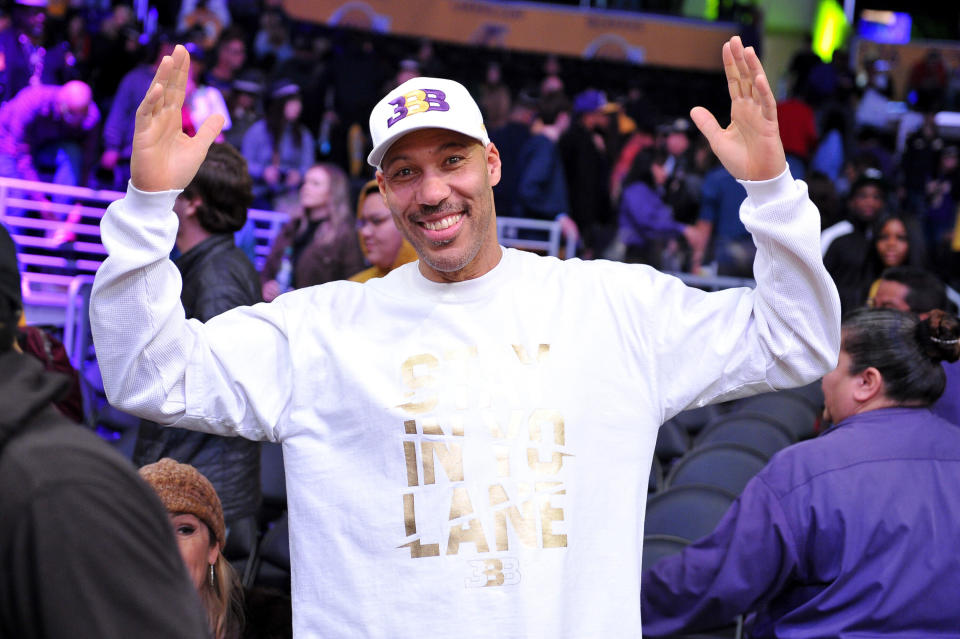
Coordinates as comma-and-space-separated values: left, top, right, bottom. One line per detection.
387, 89, 450, 128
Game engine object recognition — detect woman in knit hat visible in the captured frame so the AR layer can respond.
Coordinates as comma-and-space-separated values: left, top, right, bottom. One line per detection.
140, 458, 244, 639
349, 179, 418, 283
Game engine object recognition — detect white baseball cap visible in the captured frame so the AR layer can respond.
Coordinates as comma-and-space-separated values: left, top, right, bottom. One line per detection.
367, 76, 489, 169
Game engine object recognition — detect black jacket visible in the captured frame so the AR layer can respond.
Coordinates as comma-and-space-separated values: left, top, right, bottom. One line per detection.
0, 351, 209, 638
134, 233, 263, 523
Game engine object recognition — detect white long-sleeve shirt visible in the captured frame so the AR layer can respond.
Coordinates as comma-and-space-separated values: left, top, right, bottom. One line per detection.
91, 168, 840, 638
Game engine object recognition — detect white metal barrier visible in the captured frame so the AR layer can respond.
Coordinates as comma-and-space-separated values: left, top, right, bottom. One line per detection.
1, 176, 288, 325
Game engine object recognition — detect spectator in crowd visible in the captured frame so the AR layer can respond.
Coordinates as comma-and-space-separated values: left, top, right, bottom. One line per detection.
101, 37, 176, 189
133, 143, 262, 535
349, 179, 417, 283
89, 38, 840, 637
655, 117, 702, 227
203, 27, 247, 100
0, 0, 78, 103
140, 458, 245, 639
776, 87, 818, 180
559, 88, 614, 257
923, 144, 959, 262
696, 162, 749, 277
809, 106, 847, 184
612, 148, 698, 270
901, 108, 944, 219
822, 168, 889, 313
489, 89, 536, 219
657, 117, 692, 182
642, 306, 960, 638
806, 170, 843, 230
260, 162, 363, 301
869, 266, 960, 424
87, 2, 140, 103
224, 69, 265, 151
253, 8, 293, 70
907, 48, 948, 111
872, 212, 924, 271
513, 90, 572, 223
242, 80, 315, 210
0, 226, 210, 639
179, 0, 230, 51
183, 46, 231, 145
0, 80, 100, 195
478, 61, 511, 131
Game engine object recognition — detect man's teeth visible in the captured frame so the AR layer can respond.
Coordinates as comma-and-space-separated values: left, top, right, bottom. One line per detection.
422, 214, 462, 231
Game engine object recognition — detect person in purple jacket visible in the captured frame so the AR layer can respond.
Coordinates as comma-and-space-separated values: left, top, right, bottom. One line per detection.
642, 306, 960, 638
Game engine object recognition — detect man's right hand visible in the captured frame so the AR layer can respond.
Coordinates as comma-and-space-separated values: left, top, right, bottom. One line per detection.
130, 45, 224, 192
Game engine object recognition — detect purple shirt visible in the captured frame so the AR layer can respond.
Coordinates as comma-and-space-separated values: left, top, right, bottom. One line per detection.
642, 407, 960, 638
932, 360, 960, 426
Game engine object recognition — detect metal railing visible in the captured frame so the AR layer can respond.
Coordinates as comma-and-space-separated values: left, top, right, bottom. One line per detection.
1, 176, 288, 325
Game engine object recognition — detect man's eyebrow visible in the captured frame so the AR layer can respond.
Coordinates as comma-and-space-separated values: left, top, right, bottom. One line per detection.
383, 140, 473, 172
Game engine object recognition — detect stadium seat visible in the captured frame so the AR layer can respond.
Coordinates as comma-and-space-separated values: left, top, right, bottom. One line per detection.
642, 534, 690, 572
737, 391, 819, 440
664, 443, 768, 495
656, 418, 690, 461
694, 412, 795, 459
645, 484, 736, 542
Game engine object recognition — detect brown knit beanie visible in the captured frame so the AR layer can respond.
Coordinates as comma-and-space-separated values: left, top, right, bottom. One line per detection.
139, 458, 226, 548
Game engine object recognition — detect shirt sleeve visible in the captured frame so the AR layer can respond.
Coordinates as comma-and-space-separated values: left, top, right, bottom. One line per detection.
641, 477, 800, 636
605, 168, 841, 420
90, 184, 294, 441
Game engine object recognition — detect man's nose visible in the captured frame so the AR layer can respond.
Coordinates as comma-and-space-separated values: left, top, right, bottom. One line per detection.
417, 171, 450, 207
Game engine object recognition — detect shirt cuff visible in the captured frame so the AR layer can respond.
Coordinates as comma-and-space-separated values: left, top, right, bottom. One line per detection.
125, 181, 182, 216
737, 165, 796, 208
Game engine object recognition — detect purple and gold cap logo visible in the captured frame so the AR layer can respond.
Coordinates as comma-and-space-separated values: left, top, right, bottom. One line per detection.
386, 89, 451, 128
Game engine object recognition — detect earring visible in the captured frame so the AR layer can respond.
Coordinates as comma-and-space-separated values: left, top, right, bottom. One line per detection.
209, 563, 215, 588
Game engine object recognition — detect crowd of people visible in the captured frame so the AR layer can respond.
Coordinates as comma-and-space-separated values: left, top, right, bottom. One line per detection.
2, 1, 960, 638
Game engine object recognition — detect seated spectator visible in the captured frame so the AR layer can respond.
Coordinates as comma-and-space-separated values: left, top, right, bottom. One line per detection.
260, 163, 364, 301
642, 307, 960, 638
140, 458, 244, 639
514, 91, 572, 224
821, 168, 889, 313
1, 222, 83, 422
349, 179, 417, 283
0, 228, 209, 638
203, 27, 247, 99
868, 266, 960, 425
0, 0, 79, 103
242, 81, 315, 211
0, 81, 100, 194
612, 148, 698, 271
696, 163, 749, 277
865, 213, 926, 302
224, 69, 265, 151
178, 0, 231, 51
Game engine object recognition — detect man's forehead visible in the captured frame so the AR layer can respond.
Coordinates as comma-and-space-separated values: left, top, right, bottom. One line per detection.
382, 129, 478, 165
875, 280, 910, 309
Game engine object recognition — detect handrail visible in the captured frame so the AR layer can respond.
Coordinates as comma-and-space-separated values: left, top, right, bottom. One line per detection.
2, 176, 288, 324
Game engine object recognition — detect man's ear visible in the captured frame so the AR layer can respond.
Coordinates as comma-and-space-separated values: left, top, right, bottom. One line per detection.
486, 142, 502, 187
182, 195, 202, 219
853, 366, 884, 403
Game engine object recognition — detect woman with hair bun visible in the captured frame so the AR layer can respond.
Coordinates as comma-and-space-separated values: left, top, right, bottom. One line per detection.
140, 458, 245, 639
642, 308, 960, 638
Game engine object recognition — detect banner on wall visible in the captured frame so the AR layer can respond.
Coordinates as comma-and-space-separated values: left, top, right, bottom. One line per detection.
283, 0, 736, 71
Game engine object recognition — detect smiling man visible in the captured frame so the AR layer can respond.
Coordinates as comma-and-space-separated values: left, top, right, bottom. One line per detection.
90, 38, 840, 638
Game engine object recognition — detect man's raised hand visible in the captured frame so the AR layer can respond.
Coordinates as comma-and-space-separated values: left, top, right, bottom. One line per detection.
690, 36, 786, 182
130, 45, 224, 192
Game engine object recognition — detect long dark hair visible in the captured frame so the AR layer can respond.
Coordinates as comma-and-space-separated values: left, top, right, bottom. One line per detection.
842, 307, 960, 406
266, 91, 303, 153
